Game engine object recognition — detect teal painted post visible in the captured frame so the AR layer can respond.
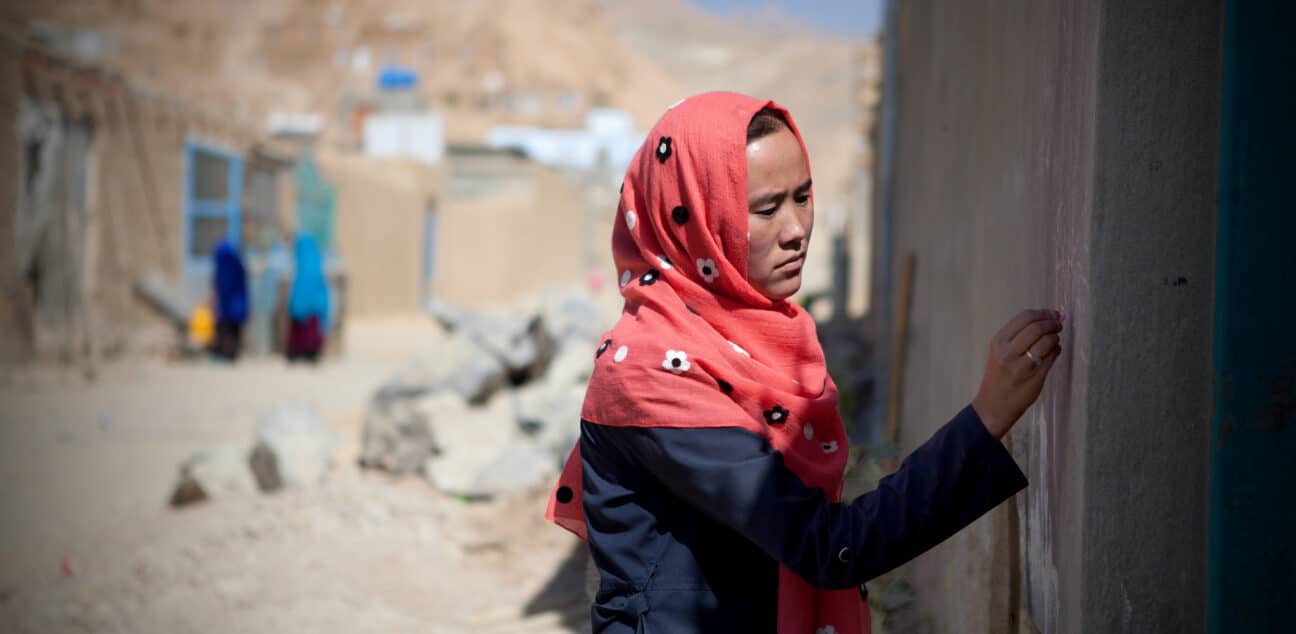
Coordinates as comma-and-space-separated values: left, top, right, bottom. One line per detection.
1208, 1, 1296, 631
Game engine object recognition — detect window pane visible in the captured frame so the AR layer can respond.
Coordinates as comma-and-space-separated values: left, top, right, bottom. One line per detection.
193, 150, 230, 201
190, 215, 230, 259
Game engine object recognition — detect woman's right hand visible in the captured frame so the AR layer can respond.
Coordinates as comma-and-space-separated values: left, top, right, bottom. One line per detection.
972, 308, 1064, 439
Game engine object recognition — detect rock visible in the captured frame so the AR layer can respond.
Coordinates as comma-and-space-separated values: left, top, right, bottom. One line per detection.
358, 394, 438, 475
469, 309, 544, 375
462, 309, 548, 380
169, 445, 258, 507
468, 442, 558, 497
539, 289, 605, 345
512, 381, 586, 463
426, 299, 473, 332
248, 404, 335, 492
542, 338, 596, 388
420, 393, 522, 496
380, 334, 507, 405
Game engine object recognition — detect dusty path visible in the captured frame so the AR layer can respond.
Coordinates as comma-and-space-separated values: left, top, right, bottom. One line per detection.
0, 316, 589, 633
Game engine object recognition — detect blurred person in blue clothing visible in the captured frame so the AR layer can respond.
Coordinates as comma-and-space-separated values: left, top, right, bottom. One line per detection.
210, 239, 248, 361
286, 234, 330, 363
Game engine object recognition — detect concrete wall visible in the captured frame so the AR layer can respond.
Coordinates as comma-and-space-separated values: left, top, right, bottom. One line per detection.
323, 152, 438, 317
883, 1, 1219, 632
436, 166, 595, 307
327, 149, 597, 314
1081, 4, 1219, 632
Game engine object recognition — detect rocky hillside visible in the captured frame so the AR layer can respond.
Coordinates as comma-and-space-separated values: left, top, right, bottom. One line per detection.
9, 0, 682, 137
10, 1, 874, 144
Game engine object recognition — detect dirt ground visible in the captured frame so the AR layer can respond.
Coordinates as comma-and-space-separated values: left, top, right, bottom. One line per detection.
0, 316, 589, 634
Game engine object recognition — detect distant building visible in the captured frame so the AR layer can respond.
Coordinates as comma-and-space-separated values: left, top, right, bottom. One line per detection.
0, 36, 331, 364
362, 112, 446, 165
485, 108, 644, 180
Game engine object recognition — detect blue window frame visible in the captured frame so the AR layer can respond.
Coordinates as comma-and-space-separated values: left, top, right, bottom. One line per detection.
182, 140, 243, 274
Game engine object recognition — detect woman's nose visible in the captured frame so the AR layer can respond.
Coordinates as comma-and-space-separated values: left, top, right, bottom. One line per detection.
780, 215, 806, 245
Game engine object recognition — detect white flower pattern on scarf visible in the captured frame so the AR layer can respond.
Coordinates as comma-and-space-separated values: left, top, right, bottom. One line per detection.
626, 210, 637, 230
728, 340, 750, 357
697, 258, 718, 283
821, 440, 839, 455
661, 350, 690, 374
816, 626, 839, 634
613, 345, 629, 363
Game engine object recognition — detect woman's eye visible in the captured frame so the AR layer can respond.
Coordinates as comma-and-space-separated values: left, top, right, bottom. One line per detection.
754, 207, 777, 216
794, 194, 811, 205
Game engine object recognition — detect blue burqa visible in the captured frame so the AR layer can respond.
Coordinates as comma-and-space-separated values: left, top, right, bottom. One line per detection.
213, 240, 248, 324
288, 234, 331, 332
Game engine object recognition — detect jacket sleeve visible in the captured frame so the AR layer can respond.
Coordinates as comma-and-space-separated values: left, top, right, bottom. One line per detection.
593, 404, 1028, 589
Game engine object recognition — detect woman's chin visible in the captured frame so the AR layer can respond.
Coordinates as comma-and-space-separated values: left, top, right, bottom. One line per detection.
759, 275, 802, 301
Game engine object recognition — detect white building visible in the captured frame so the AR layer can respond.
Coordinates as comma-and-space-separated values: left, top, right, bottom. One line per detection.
485, 108, 644, 178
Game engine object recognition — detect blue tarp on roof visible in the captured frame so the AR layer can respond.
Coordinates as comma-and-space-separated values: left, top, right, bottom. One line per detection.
378, 65, 417, 91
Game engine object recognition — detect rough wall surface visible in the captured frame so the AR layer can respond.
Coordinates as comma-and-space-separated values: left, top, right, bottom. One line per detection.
889, 2, 1098, 630
1082, 2, 1220, 632
325, 153, 436, 316
436, 166, 594, 308
886, 1, 1218, 632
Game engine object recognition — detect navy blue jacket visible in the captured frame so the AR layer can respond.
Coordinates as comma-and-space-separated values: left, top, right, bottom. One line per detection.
580, 404, 1028, 633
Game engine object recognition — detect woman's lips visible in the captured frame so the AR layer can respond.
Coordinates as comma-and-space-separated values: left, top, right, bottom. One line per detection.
775, 253, 805, 273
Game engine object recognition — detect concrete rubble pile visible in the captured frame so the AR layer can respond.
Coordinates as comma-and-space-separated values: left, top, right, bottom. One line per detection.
359, 289, 605, 498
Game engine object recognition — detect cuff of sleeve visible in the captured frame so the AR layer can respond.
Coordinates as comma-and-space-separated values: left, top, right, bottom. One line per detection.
957, 404, 1029, 493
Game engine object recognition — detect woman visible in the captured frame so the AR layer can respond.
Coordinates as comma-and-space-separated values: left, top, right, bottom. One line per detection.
547, 92, 1063, 633
286, 233, 330, 363
211, 239, 248, 361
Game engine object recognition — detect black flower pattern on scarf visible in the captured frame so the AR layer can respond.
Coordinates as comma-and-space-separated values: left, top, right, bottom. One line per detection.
556, 486, 574, 504
596, 339, 612, 358
671, 205, 690, 225
655, 136, 673, 163
764, 405, 789, 425
717, 379, 734, 395
639, 269, 661, 286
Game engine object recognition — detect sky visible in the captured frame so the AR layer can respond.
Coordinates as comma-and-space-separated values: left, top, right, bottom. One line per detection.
686, 0, 884, 38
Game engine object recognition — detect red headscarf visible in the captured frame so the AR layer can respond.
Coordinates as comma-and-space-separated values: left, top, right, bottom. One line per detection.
547, 92, 870, 634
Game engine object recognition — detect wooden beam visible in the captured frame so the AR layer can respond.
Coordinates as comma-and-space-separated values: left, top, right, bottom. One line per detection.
884, 252, 915, 472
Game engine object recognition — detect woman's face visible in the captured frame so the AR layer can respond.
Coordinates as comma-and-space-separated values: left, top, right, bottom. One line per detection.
745, 126, 813, 301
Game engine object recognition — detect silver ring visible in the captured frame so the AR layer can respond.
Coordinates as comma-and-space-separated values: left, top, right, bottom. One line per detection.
1025, 349, 1042, 367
